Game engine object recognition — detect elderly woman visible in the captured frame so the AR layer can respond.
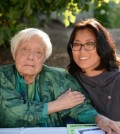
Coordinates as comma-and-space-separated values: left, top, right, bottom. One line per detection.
0, 28, 120, 133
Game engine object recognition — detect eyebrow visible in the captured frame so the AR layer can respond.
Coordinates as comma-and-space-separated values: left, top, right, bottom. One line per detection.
74, 39, 96, 42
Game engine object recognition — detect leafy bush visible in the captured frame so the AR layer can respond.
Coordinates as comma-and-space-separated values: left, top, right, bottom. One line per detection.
107, 2, 120, 28
94, 1, 110, 28
93, 1, 120, 28
0, 0, 90, 47
1, 0, 119, 47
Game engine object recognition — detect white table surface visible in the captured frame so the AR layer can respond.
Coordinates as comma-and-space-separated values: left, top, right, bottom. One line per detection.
0, 127, 68, 134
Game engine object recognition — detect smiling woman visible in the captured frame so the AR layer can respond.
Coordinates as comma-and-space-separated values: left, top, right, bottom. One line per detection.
67, 18, 120, 124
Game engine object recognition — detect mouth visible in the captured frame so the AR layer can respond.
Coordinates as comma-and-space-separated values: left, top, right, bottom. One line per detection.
24, 65, 35, 67
80, 57, 88, 60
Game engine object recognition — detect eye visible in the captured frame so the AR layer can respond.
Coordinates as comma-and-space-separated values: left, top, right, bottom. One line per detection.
36, 51, 42, 58
22, 48, 26, 51
20, 47, 27, 51
36, 51, 42, 54
20, 48, 28, 54
86, 42, 96, 46
72, 43, 80, 46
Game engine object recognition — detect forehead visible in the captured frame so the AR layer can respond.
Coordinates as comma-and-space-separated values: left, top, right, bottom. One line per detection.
76, 28, 95, 35
75, 28, 96, 40
18, 35, 45, 50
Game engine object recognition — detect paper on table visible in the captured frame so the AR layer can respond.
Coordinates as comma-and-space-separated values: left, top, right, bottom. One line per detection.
75, 126, 105, 134
67, 124, 116, 134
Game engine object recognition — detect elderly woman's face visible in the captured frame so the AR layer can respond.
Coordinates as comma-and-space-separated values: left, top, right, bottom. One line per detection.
15, 35, 45, 77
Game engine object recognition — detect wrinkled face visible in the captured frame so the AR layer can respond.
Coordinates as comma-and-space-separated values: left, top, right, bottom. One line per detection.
72, 29, 101, 73
15, 35, 45, 76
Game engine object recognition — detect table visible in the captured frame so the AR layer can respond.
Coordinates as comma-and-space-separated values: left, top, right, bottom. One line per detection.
0, 127, 68, 134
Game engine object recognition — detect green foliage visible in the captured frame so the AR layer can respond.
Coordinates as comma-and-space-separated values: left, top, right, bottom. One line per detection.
63, 0, 93, 27
0, 0, 93, 47
107, 2, 120, 28
93, 0, 120, 28
0, 0, 119, 47
94, 1, 111, 28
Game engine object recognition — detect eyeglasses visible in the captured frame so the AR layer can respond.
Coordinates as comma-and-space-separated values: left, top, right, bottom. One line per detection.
71, 42, 96, 51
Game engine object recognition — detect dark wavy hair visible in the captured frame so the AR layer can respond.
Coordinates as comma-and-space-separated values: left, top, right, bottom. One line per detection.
67, 18, 120, 77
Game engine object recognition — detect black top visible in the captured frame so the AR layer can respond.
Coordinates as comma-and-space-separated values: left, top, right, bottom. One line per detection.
77, 70, 120, 121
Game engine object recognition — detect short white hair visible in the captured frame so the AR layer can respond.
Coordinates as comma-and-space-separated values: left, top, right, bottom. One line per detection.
10, 28, 52, 60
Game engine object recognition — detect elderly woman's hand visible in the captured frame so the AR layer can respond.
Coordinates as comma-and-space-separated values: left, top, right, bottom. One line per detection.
48, 89, 85, 114
95, 115, 120, 134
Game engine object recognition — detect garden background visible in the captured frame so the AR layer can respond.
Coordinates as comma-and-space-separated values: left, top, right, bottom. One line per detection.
0, 0, 120, 68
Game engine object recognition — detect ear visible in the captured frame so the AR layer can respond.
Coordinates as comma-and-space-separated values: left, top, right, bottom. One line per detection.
13, 51, 16, 61
43, 56, 46, 63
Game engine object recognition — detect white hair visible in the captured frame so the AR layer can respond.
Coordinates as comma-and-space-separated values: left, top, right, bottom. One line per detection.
10, 28, 52, 60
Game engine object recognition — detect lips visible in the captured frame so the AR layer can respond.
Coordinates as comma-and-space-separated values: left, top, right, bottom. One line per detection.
24, 65, 35, 67
80, 57, 88, 60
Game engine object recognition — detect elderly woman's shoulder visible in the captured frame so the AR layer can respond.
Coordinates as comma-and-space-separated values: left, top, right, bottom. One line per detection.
43, 64, 68, 74
42, 64, 78, 82
0, 64, 14, 70
0, 64, 15, 74
42, 65, 82, 89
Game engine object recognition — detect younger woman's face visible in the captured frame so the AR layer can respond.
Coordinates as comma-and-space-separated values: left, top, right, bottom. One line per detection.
72, 29, 101, 73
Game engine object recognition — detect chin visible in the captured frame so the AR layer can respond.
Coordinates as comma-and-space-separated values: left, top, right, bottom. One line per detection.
22, 70, 36, 76
79, 65, 89, 69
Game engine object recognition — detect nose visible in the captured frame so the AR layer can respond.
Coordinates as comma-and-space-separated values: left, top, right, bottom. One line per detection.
27, 51, 35, 61
79, 45, 85, 51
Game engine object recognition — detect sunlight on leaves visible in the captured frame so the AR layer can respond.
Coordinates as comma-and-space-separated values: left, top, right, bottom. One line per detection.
63, 18, 70, 27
